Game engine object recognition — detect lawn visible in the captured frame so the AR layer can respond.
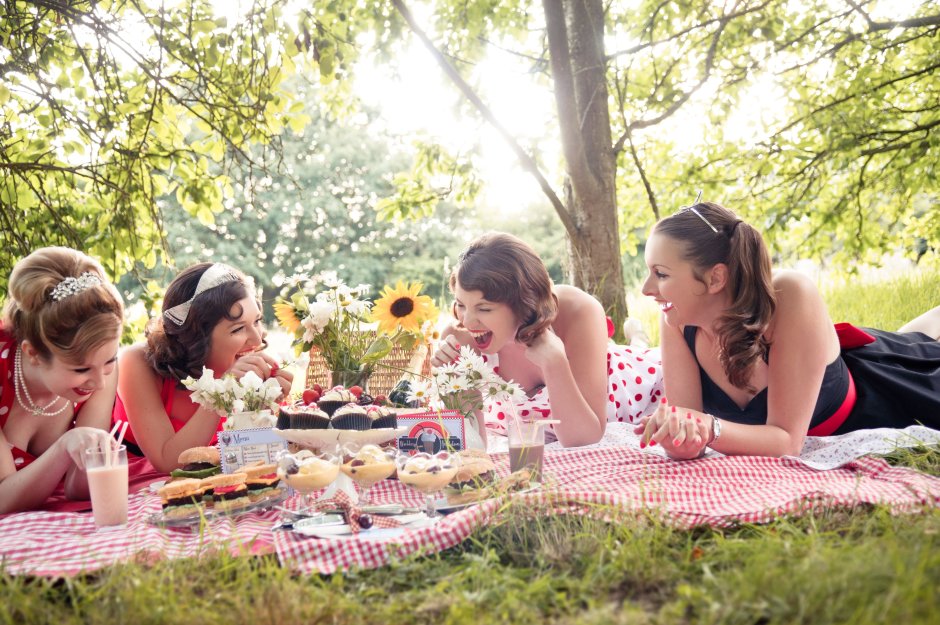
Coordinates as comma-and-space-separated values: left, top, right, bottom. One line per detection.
3, 268, 939, 625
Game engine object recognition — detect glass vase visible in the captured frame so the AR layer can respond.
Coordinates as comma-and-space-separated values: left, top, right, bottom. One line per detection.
329, 367, 371, 392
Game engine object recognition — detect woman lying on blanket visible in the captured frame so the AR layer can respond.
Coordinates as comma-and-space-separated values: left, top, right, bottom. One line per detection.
0, 248, 124, 513
637, 198, 940, 460
431, 232, 663, 448
113, 263, 293, 473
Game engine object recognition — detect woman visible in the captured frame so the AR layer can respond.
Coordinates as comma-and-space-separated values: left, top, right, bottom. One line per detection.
637, 200, 940, 459
0, 247, 123, 513
115, 263, 292, 473
431, 232, 663, 448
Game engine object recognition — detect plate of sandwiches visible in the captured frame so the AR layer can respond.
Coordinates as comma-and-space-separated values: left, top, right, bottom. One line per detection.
273, 426, 409, 449
433, 450, 538, 514
149, 452, 288, 527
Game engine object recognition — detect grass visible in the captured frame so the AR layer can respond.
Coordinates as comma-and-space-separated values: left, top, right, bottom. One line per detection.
3, 269, 939, 624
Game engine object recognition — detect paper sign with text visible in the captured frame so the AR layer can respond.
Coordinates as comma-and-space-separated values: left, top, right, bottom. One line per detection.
395, 410, 466, 454
218, 428, 289, 473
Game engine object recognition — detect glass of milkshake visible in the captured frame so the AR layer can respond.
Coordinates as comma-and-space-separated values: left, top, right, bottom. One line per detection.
85, 444, 129, 528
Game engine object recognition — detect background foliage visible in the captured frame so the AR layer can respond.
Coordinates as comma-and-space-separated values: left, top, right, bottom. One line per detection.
1, 0, 937, 328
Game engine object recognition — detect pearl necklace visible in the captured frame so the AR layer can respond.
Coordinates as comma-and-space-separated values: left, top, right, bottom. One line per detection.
13, 345, 70, 417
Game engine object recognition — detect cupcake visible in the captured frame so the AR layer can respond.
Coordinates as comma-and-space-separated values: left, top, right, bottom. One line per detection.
318, 387, 356, 416
366, 405, 398, 430
330, 403, 371, 431
276, 405, 292, 430
285, 401, 330, 430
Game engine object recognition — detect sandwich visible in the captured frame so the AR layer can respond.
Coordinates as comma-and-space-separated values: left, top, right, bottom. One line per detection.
170, 446, 221, 480
200, 472, 250, 512
444, 449, 498, 506
241, 461, 281, 502
157, 478, 206, 519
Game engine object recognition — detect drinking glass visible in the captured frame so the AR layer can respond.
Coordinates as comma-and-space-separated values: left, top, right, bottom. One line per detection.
85, 444, 128, 528
507, 419, 545, 482
277, 448, 340, 513
340, 443, 397, 506
396, 451, 460, 519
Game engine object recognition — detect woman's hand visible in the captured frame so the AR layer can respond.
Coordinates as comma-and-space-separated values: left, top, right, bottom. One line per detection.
523, 328, 566, 369
271, 364, 294, 398
57, 427, 117, 470
431, 334, 464, 368
634, 400, 710, 460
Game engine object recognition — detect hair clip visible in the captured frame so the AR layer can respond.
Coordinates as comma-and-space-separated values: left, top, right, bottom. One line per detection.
677, 190, 718, 233
50, 272, 103, 302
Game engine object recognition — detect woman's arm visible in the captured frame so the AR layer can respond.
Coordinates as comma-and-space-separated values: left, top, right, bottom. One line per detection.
526, 286, 609, 447
0, 426, 116, 514
118, 344, 223, 473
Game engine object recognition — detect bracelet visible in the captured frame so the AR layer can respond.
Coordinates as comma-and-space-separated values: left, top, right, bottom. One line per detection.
707, 414, 722, 447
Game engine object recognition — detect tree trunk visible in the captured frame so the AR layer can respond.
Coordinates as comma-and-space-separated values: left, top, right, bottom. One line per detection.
543, 0, 626, 340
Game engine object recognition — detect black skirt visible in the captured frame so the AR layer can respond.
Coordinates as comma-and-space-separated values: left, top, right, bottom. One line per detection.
838, 328, 940, 432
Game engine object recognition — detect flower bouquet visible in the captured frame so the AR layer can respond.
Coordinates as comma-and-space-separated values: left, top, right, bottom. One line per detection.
274, 275, 439, 389
406, 345, 526, 439
182, 368, 283, 429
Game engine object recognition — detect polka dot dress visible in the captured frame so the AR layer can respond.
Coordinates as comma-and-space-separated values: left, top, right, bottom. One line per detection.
482, 344, 664, 437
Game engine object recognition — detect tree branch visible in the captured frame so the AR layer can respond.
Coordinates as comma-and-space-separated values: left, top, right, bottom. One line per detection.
390, 0, 574, 233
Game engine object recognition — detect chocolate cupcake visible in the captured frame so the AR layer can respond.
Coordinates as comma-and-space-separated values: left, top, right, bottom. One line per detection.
330, 403, 371, 431
276, 405, 292, 430
287, 402, 330, 430
318, 387, 356, 416
366, 405, 398, 430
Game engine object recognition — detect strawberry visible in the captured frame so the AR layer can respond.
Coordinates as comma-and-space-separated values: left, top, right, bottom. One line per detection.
312, 383, 323, 394
372, 394, 387, 405
348, 385, 363, 398
302, 388, 320, 404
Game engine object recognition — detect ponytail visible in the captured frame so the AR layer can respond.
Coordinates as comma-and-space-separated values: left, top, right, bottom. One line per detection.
715, 221, 775, 390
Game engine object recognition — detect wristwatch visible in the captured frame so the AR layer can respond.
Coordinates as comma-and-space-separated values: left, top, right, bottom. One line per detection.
708, 414, 722, 447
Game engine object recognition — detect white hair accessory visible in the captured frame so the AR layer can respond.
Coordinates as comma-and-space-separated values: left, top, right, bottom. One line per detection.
50, 272, 103, 302
163, 263, 242, 326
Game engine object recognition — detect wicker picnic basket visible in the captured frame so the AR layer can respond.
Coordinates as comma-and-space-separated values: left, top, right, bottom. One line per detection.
305, 335, 432, 397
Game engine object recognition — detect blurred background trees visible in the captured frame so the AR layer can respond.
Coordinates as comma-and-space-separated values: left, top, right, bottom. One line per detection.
2, 0, 937, 340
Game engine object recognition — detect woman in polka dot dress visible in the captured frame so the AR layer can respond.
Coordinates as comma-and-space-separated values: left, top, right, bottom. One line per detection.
0, 247, 124, 513
431, 232, 663, 448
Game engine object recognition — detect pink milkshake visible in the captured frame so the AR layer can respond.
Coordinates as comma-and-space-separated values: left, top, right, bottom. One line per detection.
85, 445, 129, 528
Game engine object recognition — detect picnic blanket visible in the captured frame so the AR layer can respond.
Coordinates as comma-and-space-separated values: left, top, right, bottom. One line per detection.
1, 435, 937, 577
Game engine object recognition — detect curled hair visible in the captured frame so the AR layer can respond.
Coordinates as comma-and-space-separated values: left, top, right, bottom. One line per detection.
654, 202, 776, 391
2, 247, 124, 363
146, 263, 254, 381
449, 232, 557, 345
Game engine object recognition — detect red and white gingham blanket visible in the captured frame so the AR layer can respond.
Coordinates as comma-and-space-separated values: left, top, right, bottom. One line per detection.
1, 446, 937, 577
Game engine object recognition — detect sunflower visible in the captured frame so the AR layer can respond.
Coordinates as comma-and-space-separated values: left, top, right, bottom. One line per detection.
273, 299, 302, 334
371, 281, 438, 334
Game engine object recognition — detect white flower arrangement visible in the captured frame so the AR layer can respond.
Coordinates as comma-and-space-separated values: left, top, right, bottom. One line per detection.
182, 367, 283, 416
408, 345, 527, 411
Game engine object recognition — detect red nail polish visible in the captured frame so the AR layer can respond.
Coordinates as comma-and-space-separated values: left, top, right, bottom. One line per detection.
649, 440, 657, 447
695, 417, 701, 423
686, 414, 692, 419
639, 441, 646, 449
671, 406, 677, 413
661, 398, 667, 404
673, 439, 681, 446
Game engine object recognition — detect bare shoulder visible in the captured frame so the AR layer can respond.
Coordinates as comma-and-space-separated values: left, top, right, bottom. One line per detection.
768, 270, 835, 343
553, 285, 605, 341
772, 269, 821, 299
119, 342, 160, 383
554, 285, 604, 316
